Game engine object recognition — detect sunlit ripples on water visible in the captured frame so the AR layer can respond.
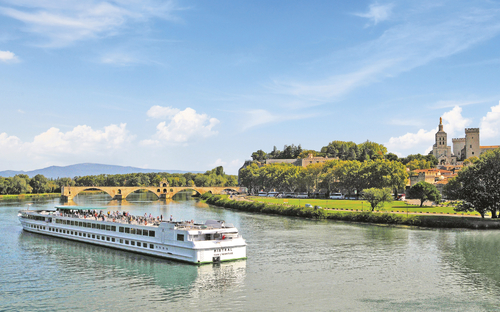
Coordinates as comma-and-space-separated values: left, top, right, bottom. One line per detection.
2, 193, 500, 311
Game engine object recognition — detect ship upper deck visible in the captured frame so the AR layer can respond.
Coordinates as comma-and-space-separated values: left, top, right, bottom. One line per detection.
20, 207, 237, 232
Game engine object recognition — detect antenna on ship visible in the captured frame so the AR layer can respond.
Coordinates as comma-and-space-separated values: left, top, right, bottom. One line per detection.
26, 203, 32, 211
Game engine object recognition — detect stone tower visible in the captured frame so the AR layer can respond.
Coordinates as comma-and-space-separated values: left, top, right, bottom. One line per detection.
464, 128, 480, 159
452, 138, 465, 160
435, 117, 447, 148
432, 117, 453, 164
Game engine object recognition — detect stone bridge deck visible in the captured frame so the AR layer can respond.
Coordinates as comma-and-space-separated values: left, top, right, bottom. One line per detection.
61, 186, 247, 201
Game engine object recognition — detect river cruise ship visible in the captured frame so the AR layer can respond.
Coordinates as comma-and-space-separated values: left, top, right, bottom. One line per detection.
18, 206, 247, 264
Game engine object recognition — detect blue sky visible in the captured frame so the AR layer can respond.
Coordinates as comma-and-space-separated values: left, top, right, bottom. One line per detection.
1, 0, 500, 174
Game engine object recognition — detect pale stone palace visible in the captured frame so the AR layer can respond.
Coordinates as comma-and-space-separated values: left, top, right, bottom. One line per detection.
432, 117, 499, 165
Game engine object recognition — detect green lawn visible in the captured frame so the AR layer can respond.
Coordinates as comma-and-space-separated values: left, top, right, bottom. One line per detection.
247, 196, 481, 216
0, 193, 60, 200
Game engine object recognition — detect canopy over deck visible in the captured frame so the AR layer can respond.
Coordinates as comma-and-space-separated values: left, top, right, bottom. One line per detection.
55, 205, 107, 210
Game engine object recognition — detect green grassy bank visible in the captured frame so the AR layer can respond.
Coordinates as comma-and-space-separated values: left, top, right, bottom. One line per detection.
0, 193, 60, 200
248, 196, 481, 216
201, 194, 500, 229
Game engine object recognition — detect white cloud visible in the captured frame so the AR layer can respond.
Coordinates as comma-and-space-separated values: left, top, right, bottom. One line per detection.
139, 139, 159, 146
146, 105, 180, 119
0, 123, 135, 169
27, 123, 133, 155
0, 50, 18, 62
0, 0, 182, 47
386, 128, 436, 151
0, 132, 22, 148
480, 101, 500, 139
441, 106, 471, 136
145, 107, 219, 143
386, 106, 470, 154
354, 3, 394, 26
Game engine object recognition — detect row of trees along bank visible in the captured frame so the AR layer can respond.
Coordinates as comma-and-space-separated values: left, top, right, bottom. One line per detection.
239, 158, 409, 197
200, 193, 500, 229
0, 166, 237, 195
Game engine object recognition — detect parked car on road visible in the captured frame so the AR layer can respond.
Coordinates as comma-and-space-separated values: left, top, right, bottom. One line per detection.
329, 193, 343, 199
296, 193, 308, 198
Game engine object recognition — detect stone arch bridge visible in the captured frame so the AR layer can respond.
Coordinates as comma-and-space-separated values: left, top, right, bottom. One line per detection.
61, 186, 247, 201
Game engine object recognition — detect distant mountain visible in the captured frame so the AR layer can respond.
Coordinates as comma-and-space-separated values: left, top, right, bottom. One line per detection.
0, 163, 201, 179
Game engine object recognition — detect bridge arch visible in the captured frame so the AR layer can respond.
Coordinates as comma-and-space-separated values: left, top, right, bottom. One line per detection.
169, 187, 205, 198
121, 187, 160, 200
220, 187, 243, 194
73, 187, 115, 199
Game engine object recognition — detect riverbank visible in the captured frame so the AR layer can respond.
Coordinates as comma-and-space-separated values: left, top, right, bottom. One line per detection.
201, 193, 500, 229
0, 193, 60, 201
248, 196, 483, 216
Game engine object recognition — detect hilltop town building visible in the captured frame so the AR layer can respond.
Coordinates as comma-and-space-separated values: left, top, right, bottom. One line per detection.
433, 117, 499, 165
432, 117, 456, 165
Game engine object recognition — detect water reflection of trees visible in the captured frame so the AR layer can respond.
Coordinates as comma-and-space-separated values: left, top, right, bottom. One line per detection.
439, 231, 500, 293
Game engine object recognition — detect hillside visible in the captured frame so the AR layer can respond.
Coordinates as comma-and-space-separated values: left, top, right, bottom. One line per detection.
0, 163, 200, 179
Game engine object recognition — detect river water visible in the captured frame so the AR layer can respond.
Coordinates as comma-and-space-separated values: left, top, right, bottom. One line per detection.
2, 193, 500, 311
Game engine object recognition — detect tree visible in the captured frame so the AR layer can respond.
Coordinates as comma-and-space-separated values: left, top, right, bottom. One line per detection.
385, 153, 399, 162
298, 150, 318, 158
300, 163, 324, 193
364, 159, 408, 197
442, 177, 461, 200
239, 163, 262, 193
407, 159, 432, 171
0, 177, 11, 194
335, 160, 367, 197
30, 174, 49, 194
399, 154, 437, 167
358, 140, 387, 160
251, 150, 267, 162
453, 149, 500, 218
463, 156, 479, 166
362, 188, 393, 211
214, 166, 225, 176
9, 175, 32, 194
321, 160, 341, 195
408, 182, 441, 207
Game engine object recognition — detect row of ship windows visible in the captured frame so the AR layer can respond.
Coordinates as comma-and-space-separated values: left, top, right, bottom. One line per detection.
118, 226, 156, 237
54, 219, 156, 237
27, 224, 155, 249
24, 215, 46, 221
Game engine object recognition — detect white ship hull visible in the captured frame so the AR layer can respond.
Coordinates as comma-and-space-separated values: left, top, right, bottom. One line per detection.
19, 209, 246, 265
